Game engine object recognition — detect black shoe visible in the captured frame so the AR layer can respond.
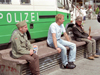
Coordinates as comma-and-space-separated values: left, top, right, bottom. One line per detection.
64, 64, 76, 69
68, 62, 76, 68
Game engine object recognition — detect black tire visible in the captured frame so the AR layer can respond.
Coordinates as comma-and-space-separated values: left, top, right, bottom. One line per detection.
66, 27, 73, 35
0, 43, 11, 50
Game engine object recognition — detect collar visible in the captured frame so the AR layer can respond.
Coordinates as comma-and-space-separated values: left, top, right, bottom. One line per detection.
18, 30, 25, 37
56, 22, 62, 26
75, 23, 82, 27
75, 23, 83, 28
75, 23, 85, 32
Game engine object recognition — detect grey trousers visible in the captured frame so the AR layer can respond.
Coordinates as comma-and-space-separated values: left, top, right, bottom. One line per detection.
19, 54, 40, 75
81, 38, 96, 57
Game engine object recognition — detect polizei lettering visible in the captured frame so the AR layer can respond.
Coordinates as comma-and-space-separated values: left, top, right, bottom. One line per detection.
0, 12, 38, 23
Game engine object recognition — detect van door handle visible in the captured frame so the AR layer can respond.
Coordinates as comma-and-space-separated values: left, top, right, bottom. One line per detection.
30, 23, 34, 29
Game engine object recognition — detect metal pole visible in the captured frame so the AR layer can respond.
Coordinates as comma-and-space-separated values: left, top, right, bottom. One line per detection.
75, 0, 77, 6
92, 0, 94, 11
64, 0, 65, 7
82, 0, 84, 7
95, 0, 96, 7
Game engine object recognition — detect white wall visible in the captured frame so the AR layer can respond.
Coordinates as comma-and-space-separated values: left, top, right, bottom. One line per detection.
0, 0, 57, 11
33, 0, 57, 11
12, 0, 20, 5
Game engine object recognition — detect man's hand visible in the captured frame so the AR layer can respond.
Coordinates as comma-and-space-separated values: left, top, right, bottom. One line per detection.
88, 36, 91, 40
56, 48, 61, 53
33, 45, 38, 48
30, 50, 33, 55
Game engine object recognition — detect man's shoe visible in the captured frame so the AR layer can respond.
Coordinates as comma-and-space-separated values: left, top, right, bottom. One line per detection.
64, 64, 76, 69
68, 62, 76, 68
88, 56, 94, 60
93, 54, 99, 58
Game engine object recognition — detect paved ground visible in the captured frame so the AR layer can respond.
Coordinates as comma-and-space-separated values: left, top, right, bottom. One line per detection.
83, 19, 100, 31
47, 57, 100, 75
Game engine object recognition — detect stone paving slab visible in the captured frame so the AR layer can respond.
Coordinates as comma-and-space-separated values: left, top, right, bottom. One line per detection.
47, 57, 100, 75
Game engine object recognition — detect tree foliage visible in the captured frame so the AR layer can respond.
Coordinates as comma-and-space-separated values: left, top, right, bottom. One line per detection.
95, 7, 100, 14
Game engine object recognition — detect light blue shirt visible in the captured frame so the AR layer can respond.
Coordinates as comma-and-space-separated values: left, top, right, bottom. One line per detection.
47, 22, 65, 45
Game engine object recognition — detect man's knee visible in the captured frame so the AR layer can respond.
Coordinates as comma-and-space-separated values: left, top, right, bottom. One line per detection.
72, 43, 76, 51
71, 43, 76, 48
92, 39, 96, 43
73, 43, 76, 47
88, 41, 92, 44
60, 46, 66, 50
30, 58, 35, 62
33, 54, 39, 59
35, 54, 39, 59
30, 55, 39, 63
60, 47, 67, 54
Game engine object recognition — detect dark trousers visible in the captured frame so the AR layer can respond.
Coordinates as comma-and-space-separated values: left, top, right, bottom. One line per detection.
19, 54, 40, 75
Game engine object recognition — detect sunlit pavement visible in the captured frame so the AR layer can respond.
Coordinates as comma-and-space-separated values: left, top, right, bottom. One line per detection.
47, 57, 100, 75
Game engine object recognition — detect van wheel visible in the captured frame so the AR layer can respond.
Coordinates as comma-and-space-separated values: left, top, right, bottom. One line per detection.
66, 27, 73, 35
0, 43, 11, 50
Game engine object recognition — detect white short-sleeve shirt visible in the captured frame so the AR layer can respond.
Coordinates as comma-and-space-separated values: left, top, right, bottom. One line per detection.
47, 22, 65, 44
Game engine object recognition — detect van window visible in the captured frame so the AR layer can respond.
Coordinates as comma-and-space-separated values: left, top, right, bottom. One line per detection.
21, 0, 30, 4
0, 0, 11, 4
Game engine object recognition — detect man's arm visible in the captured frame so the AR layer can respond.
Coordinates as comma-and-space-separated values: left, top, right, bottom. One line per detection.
25, 34, 33, 50
27, 40, 33, 50
72, 27, 88, 38
63, 32, 70, 41
12, 36, 33, 55
52, 33, 61, 53
52, 33, 58, 49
